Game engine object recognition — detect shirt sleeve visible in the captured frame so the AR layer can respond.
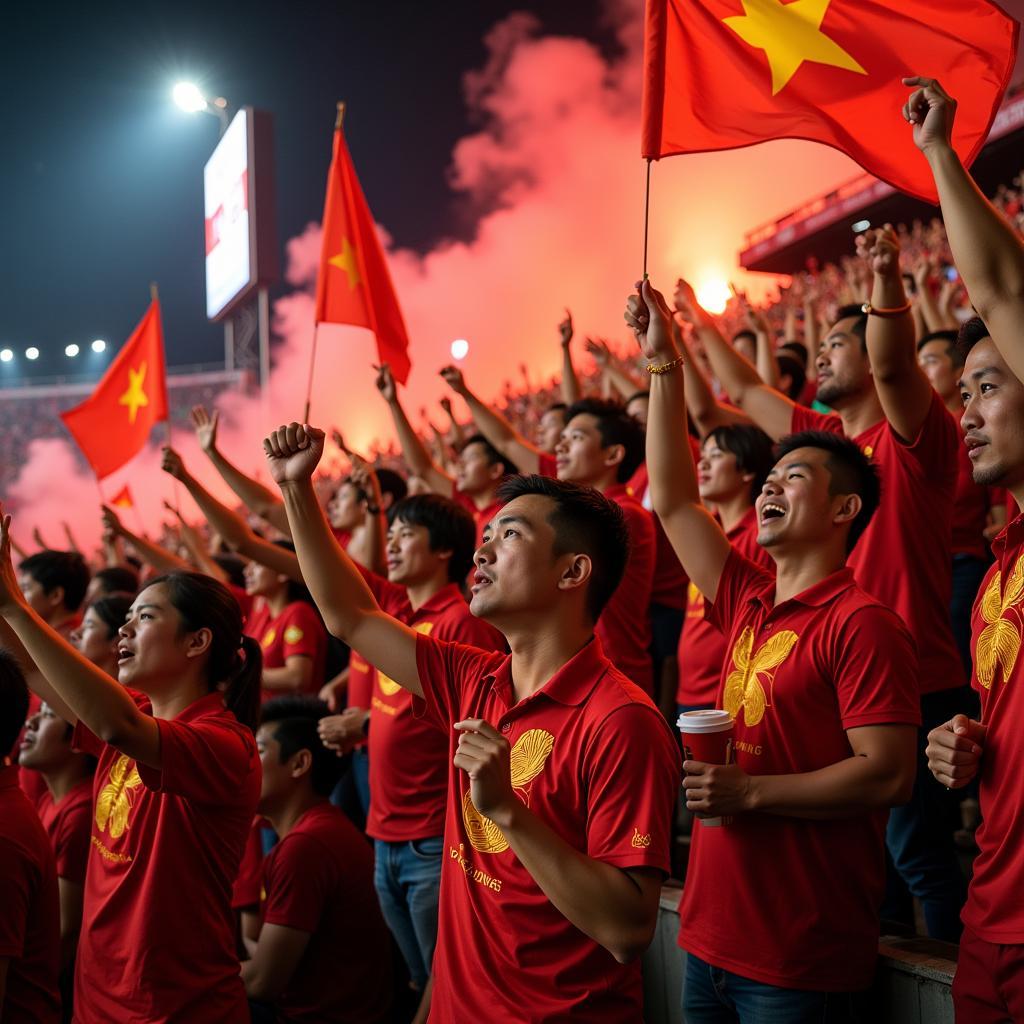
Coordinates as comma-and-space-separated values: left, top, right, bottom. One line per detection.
0, 828, 32, 957
261, 833, 331, 934
412, 632, 505, 729
585, 704, 681, 875
279, 603, 326, 663
53, 796, 91, 885
137, 715, 260, 805
355, 562, 413, 618
888, 388, 959, 477
791, 405, 844, 435
832, 605, 922, 730
706, 548, 774, 637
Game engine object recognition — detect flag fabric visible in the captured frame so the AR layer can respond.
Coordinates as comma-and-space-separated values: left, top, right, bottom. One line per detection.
315, 113, 412, 384
109, 484, 134, 509
642, 0, 1019, 202
61, 300, 168, 479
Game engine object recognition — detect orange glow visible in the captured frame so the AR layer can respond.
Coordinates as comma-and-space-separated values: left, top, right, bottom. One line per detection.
695, 279, 732, 315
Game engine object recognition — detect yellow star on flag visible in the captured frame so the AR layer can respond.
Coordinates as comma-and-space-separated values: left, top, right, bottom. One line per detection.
118, 362, 149, 424
328, 237, 362, 289
723, 0, 867, 96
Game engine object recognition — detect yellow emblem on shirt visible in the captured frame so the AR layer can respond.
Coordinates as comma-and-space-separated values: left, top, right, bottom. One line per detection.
95, 754, 143, 839
261, 628, 276, 649
377, 621, 434, 696
283, 625, 304, 646
723, 626, 799, 726
975, 555, 1024, 690
463, 728, 555, 854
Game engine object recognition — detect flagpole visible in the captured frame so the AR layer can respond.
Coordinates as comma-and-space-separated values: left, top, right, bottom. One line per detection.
303, 323, 319, 423
642, 158, 652, 281
151, 280, 182, 512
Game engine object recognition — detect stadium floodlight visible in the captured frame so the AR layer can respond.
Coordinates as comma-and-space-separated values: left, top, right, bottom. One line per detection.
91, 339, 107, 353
0, 349, 12, 363
450, 339, 469, 360
25, 347, 39, 360
173, 82, 208, 114
65, 343, 80, 358
851, 219, 871, 233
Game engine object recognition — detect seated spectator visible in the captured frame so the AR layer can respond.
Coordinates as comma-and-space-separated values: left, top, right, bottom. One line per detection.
244, 696, 392, 1024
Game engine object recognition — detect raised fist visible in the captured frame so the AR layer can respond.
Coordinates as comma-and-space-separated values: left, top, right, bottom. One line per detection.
374, 364, 396, 403
855, 224, 901, 278
625, 280, 678, 363
558, 309, 573, 348
439, 365, 467, 395
902, 77, 957, 156
160, 446, 187, 481
262, 423, 327, 485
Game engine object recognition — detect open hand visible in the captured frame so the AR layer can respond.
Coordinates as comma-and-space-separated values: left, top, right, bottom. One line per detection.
190, 406, 219, 453
100, 505, 125, 537
262, 423, 327, 485
0, 506, 27, 614
584, 337, 611, 367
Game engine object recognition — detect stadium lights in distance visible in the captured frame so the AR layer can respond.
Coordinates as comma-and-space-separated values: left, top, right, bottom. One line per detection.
65, 343, 80, 358
695, 278, 732, 316
25, 347, 39, 360
91, 339, 107, 353
0, 349, 12, 363
173, 82, 208, 114
450, 339, 470, 360
851, 219, 871, 233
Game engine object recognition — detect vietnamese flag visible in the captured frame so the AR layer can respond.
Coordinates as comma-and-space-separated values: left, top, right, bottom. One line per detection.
61, 300, 168, 479
109, 484, 134, 509
642, 0, 1019, 202
315, 106, 411, 384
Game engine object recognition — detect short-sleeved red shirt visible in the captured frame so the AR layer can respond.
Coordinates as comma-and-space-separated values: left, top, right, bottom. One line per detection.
538, 452, 558, 478
631, 459, 693, 612
362, 572, 504, 841
0, 766, 60, 1024
952, 439, 992, 560
347, 651, 374, 710
35, 778, 92, 885
962, 513, 1024, 942
247, 600, 328, 704
260, 802, 392, 1023
454, 490, 503, 550
597, 484, 656, 694
72, 692, 260, 1023
792, 393, 964, 693
678, 550, 920, 991
413, 632, 680, 1021
676, 508, 773, 708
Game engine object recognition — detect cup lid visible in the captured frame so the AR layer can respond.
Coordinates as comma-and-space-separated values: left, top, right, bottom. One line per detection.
677, 709, 734, 733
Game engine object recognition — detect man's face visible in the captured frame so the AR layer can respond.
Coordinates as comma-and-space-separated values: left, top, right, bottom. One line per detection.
243, 560, 284, 598
70, 606, 118, 671
18, 574, 58, 620
626, 395, 649, 428
698, 438, 750, 505
815, 317, 871, 407
255, 724, 291, 815
18, 703, 71, 772
470, 494, 576, 625
327, 480, 365, 532
960, 337, 1024, 490
456, 442, 500, 496
555, 414, 617, 487
535, 409, 566, 454
386, 518, 446, 587
755, 447, 849, 551
918, 340, 960, 402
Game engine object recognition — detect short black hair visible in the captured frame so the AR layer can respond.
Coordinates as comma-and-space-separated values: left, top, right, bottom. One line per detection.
775, 353, 807, 401
19, 550, 90, 612
0, 649, 29, 759
779, 340, 808, 364
260, 696, 346, 796
270, 540, 317, 607
459, 433, 520, 478
625, 390, 650, 408
732, 329, 757, 347
564, 397, 646, 483
832, 304, 868, 352
88, 593, 134, 639
705, 424, 776, 503
213, 553, 247, 591
774, 430, 881, 552
545, 402, 567, 417
387, 494, 477, 583
375, 468, 408, 505
92, 566, 139, 598
917, 329, 962, 367
954, 316, 991, 367
495, 475, 629, 623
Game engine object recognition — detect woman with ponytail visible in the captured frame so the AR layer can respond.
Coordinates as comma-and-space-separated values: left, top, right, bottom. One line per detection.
0, 508, 261, 1023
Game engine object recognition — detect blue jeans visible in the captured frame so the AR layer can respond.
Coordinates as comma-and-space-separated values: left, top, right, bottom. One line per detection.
950, 555, 989, 677
373, 836, 442, 990
683, 954, 867, 1023
352, 747, 371, 817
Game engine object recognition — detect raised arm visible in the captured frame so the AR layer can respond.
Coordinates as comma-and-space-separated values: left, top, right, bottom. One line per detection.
857, 226, 934, 441
584, 338, 645, 402
673, 320, 750, 438
375, 364, 454, 498
161, 502, 228, 583
438, 396, 466, 450
626, 280, 733, 603
101, 506, 191, 575
190, 406, 292, 536
675, 280, 795, 441
0, 509, 161, 766
907, 77, 1024, 381
344, 455, 387, 576
440, 365, 543, 475
559, 310, 582, 406
263, 424, 422, 698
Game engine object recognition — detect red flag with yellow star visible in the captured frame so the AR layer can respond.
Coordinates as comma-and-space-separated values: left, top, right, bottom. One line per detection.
642, 0, 1018, 202
315, 112, 411, 383
60, 300, 168, 479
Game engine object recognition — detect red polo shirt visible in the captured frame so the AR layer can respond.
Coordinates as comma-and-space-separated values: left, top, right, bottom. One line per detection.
0, 765, 60, 1024
247, 600, 328, 704
413, 632, 680, 1021
792, 392, 964, 693
362, 572, 504, 841
676, 508, 773, 708
598, 484, 656, 694
963, 512, 1024, 942
455, 490, 503, 549
538, 452, 558, 478
72, 692, 260, 1023
260, 802, 392, 1023
952, 440, 992, 560
678, 550, 920, 991
631, 458, 693, 612
35, 778, 92, 886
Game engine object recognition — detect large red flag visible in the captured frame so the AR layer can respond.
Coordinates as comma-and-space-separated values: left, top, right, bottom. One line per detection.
315, 108, 411, 384
642, 0, 1019, 202
61, 300, 168, 479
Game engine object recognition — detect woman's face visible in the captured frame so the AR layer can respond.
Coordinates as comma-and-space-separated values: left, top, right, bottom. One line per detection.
71, 606, 119, 674
116, 583, 199, 688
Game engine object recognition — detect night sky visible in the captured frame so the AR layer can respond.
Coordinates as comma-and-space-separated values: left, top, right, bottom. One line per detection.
2, 1, 619, 379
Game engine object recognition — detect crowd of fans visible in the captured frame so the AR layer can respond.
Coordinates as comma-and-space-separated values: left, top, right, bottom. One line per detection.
2, 79, 1024, 1024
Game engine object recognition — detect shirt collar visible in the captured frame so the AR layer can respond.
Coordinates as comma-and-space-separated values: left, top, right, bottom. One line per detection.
726, 506, 758, 539
604, 482, 634, 501
749, 566, 857, 614
992, 510, 1024, 561
416, 583, 466, 617
164, 690, 229, 723
486, 634, 608, 710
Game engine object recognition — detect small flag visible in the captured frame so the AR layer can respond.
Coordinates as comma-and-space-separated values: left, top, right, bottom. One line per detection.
110, 485, 134, 509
